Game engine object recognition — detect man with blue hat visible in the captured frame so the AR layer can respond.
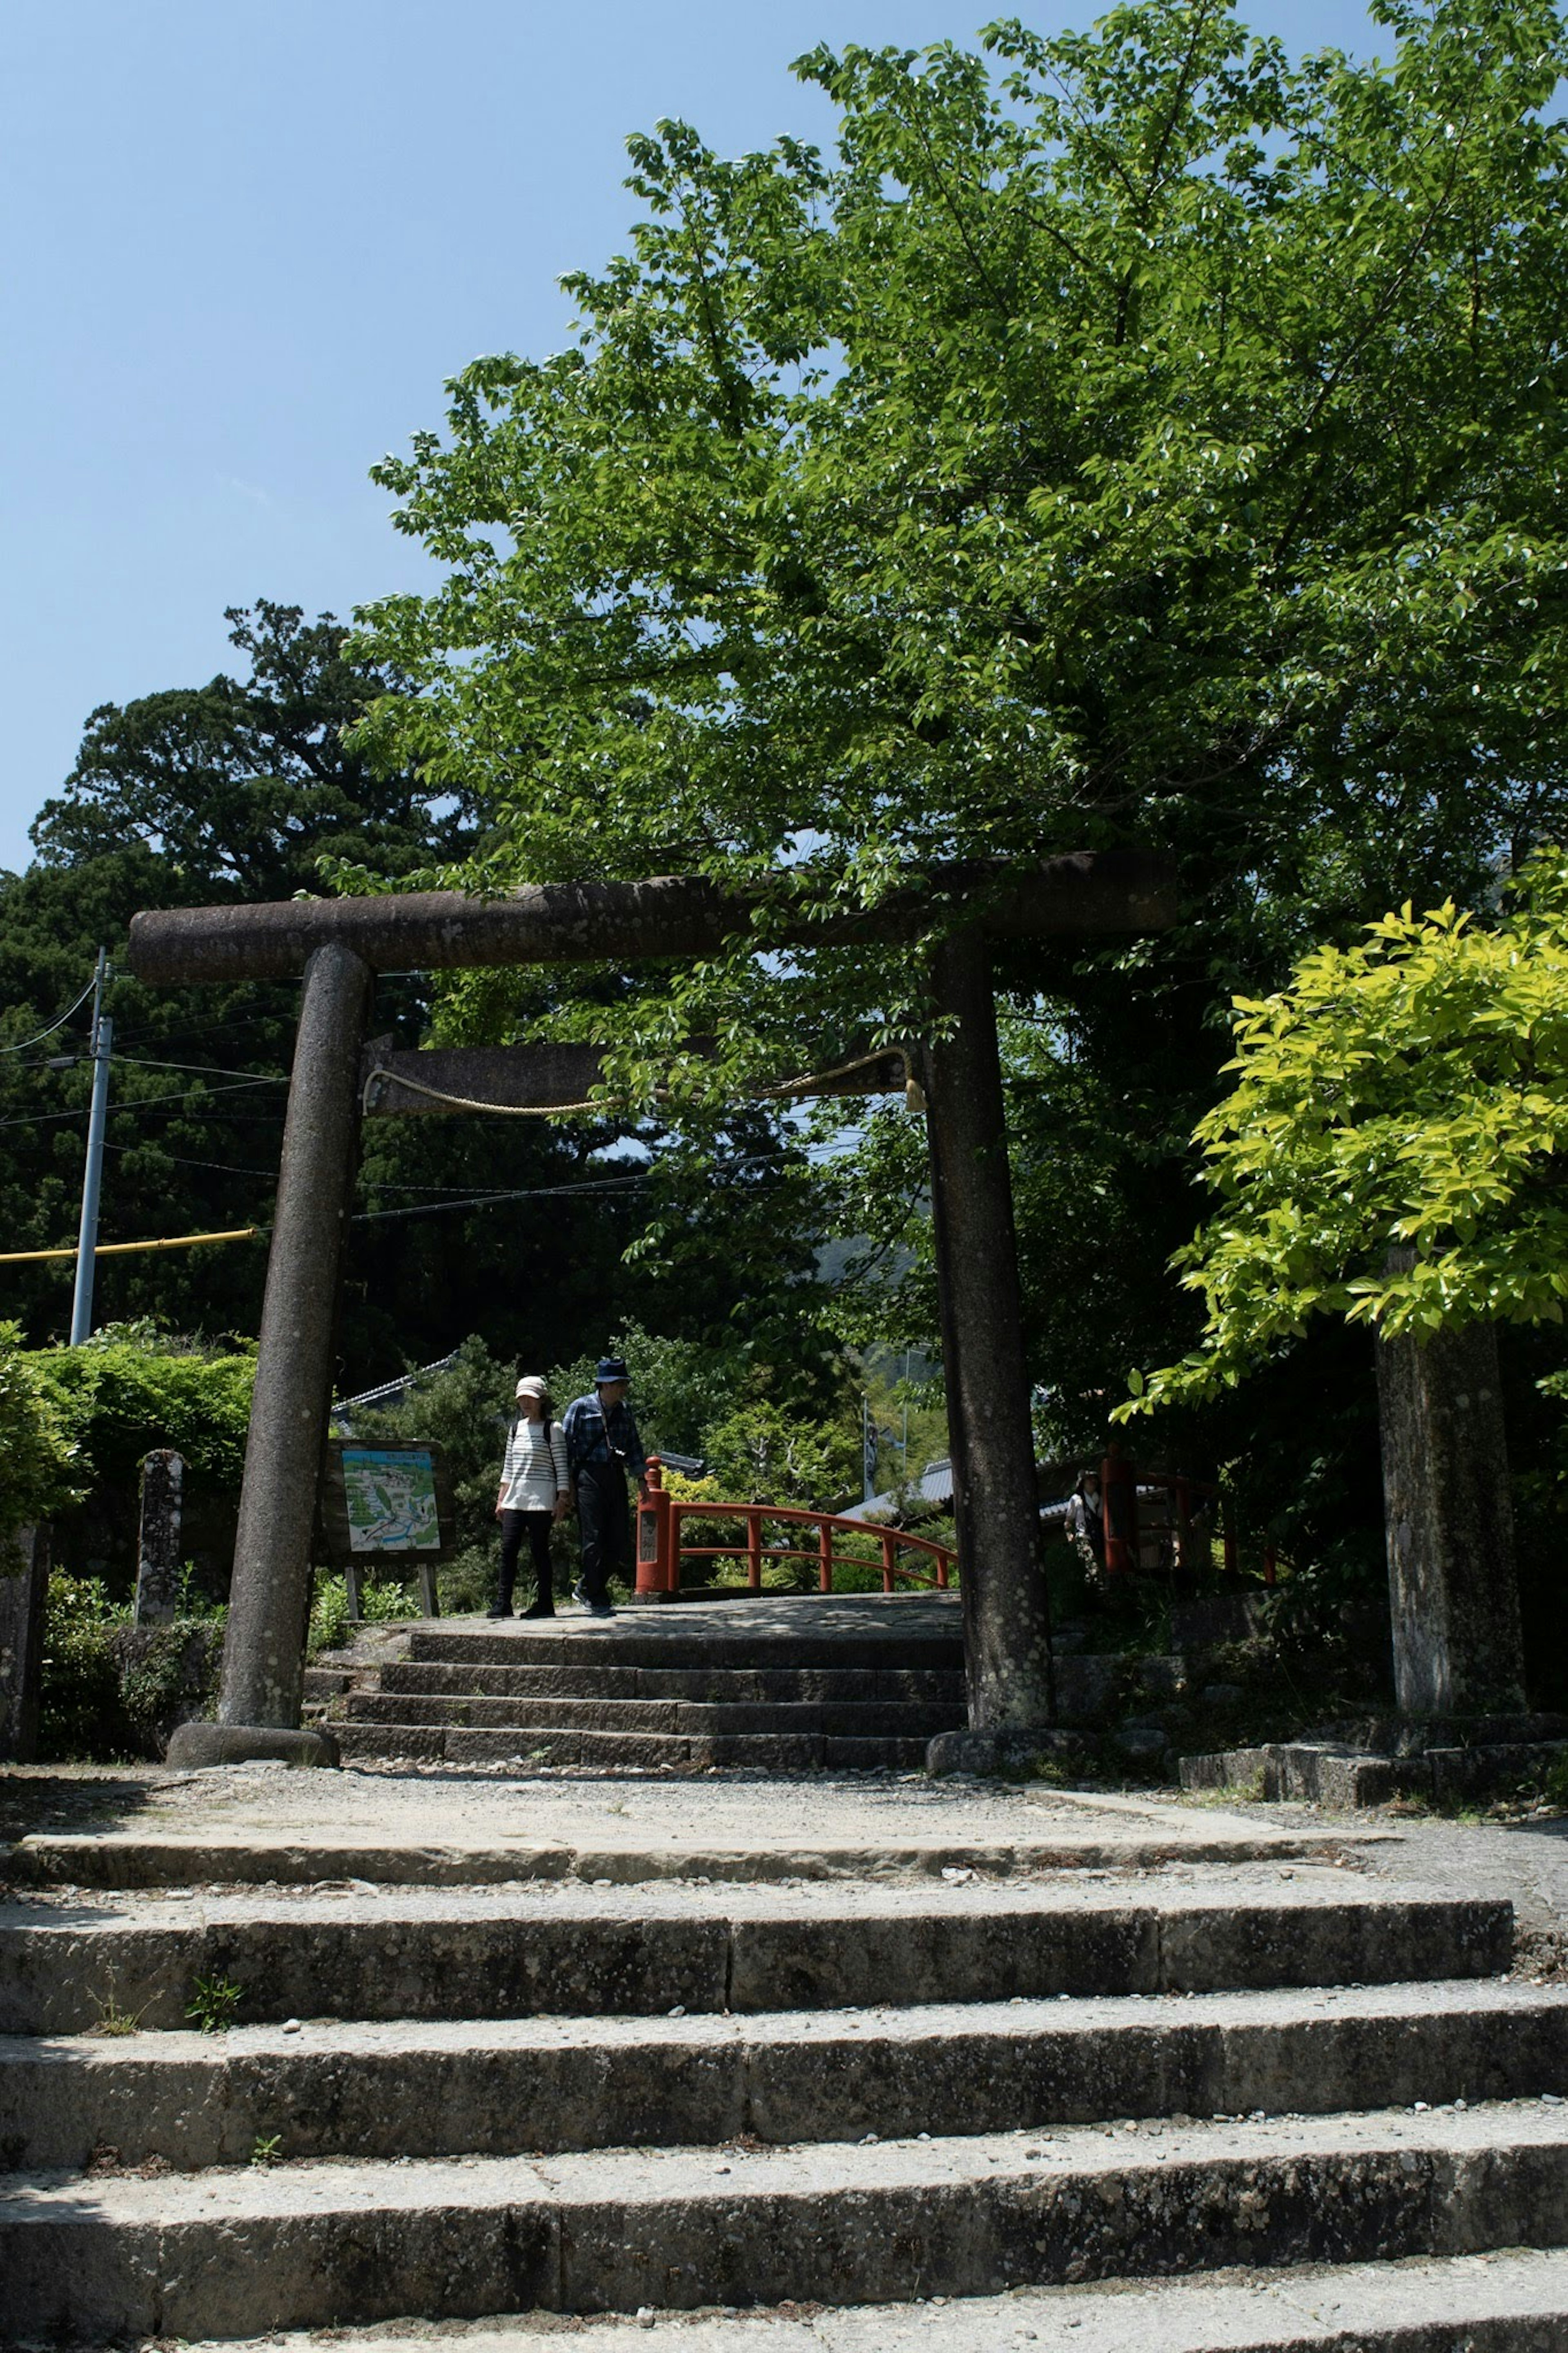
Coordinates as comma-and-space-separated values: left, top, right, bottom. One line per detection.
563, 1354, 648, 1617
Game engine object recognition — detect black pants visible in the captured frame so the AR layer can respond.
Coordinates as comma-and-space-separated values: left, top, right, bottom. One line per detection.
497, 1509, 554, 1614
575, 1462, 629, 1603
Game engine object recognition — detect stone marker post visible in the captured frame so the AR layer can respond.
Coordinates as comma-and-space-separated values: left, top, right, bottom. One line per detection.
0, 1523, 49, 1762
168, 942, 372, 1767
1375, 1295, 1526, 1718
134, 1449, 184, 1623
920, 929, 1054, 1740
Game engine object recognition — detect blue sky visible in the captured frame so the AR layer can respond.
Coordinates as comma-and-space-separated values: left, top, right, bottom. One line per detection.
1, 0, 1387, 873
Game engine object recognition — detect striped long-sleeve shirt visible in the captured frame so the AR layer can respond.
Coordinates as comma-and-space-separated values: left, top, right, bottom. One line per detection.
498, 1416, 570, 1511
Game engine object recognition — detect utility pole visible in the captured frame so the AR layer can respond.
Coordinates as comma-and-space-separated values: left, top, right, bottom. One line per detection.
69, 948, 112, 1347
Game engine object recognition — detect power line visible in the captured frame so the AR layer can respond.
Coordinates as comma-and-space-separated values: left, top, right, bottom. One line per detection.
0, 973, 98, 1055
350, 1173, 650, 1224
0, 1074, 282, 1132
101, 1140, 602, 1201
115, 1055, 290, 1080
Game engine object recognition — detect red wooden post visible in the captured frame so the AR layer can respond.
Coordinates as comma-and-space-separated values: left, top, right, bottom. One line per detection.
880, 1529, 896, 1594
636, 1457, 675, 1597
1100, 1442, 1139, 1586
1263, 1542, 1277, 1588
819, 1518, 834, 1594
747, 1509, 763, 1593
936, 1549, 949, 1590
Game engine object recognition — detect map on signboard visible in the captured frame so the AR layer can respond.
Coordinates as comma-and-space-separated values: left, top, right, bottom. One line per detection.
340, 1447, 442, 1555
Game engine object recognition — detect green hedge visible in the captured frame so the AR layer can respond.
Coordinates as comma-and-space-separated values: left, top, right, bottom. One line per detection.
29, 1324, 255, 1488
38, 1571, 224, 1761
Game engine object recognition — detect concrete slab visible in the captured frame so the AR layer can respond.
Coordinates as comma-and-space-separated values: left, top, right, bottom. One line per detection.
5, 1978, 1565, 2171
153, 2248, 1568, 2353
0, 1877, 1511, 2032
6, 2101, 1568, 2335
0, 1768, 1383, 1889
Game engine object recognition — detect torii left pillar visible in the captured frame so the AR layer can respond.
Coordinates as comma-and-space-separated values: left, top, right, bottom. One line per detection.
167, 942, 371, 1767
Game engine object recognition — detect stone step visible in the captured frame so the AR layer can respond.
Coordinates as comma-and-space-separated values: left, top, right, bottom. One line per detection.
0, 1885, 1512, 2034
342, 1693, 963, 1738
8, 2101, 1566, 2337
148, 2248, 1568, 2353
1183, 1740, 1568, 1811
379, 1660, 967, 1703
5, 1980, 1564, 2172
334, 1723, 936, 1770
407, 1626, 964, 1672
0, 1816, 1362, 1890
301, 1667, 352, 1701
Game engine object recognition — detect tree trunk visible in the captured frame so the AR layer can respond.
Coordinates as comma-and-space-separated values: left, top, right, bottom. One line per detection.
1375, 1278, 1526, 1717
921, 930, 1054, 1728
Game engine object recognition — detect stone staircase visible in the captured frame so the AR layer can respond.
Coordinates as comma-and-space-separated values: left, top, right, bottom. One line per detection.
4, 1842, 1568, 2341
327, 1599, 971, 1771
314, 1594, 1233, 1775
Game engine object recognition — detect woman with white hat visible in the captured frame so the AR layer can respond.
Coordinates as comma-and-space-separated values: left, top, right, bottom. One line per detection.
491, 1376, 571, 1618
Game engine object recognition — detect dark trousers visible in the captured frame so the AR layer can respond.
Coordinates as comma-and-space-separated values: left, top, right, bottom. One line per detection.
497, 1510, 554, 1613
575, 1462, 629, 1602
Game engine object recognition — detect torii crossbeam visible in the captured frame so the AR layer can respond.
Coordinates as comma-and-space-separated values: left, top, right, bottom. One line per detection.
128, 851, 1176, 1767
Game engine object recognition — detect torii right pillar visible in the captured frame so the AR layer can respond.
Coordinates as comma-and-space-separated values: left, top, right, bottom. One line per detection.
921, 928, 1055, 1744
1375, 1311, 1526, 1719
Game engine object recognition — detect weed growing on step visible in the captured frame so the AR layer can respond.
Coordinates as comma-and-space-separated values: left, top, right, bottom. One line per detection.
308, 1572, 419, 1657
249, 2134, 283, 2167
1185, 1771, 1269, 1808
89, 1978, 147, 2037
186, 1974, 243, 2033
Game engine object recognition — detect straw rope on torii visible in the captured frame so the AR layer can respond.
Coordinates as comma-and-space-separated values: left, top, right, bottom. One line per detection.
359, 1044, 924, 1121
126, 850, 1177, 1769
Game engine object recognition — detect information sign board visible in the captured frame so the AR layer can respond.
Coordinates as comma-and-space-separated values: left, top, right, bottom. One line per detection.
319, 1442, 455, 1566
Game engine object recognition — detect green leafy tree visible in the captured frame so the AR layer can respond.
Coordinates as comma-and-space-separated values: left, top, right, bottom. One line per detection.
1126, 852, 1568, 1416
356, 0, 1568, 1073
30, 601, 474, 892
0, 605, 641, 1372
548, 1320, 760, 1458
347, 0, 1568, 1608
699, 1397, 860, 1510
0, 1322, 82, 1539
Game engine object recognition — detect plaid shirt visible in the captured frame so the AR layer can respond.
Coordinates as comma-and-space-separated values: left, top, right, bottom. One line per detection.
563, 1392, 647, 1478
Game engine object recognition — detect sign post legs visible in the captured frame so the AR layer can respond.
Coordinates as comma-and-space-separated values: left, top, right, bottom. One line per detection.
168, 941, 372, 1767
919, 930, 1054, 1738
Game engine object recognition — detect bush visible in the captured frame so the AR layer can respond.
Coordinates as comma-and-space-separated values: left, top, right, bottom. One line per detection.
38, 1570, 223, 1760
0, 1320, 83, 1541
307, 1573, 421, 1658
29, 1323, 255, 1486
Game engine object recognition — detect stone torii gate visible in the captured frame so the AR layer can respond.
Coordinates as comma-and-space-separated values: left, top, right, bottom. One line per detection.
129, 851, 1176, 1767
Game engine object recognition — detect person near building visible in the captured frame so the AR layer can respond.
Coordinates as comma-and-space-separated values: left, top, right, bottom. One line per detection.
1064, 1466, 1106, 1593
563, 1354, 649, 1619
491, 1376, 571, 1619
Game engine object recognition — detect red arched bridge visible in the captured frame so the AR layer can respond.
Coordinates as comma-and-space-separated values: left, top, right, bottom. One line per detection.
631, 1455, 1271, 1602
634, 1459, 954, 1598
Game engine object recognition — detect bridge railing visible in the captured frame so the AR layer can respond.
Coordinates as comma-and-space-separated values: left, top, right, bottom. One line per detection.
634, 1457, 955, 1599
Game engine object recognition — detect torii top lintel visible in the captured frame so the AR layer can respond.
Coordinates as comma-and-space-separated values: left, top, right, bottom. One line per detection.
125, 850, 1176, 986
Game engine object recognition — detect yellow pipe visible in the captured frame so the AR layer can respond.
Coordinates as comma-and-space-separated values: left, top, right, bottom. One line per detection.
0, 1226, 261, 1265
